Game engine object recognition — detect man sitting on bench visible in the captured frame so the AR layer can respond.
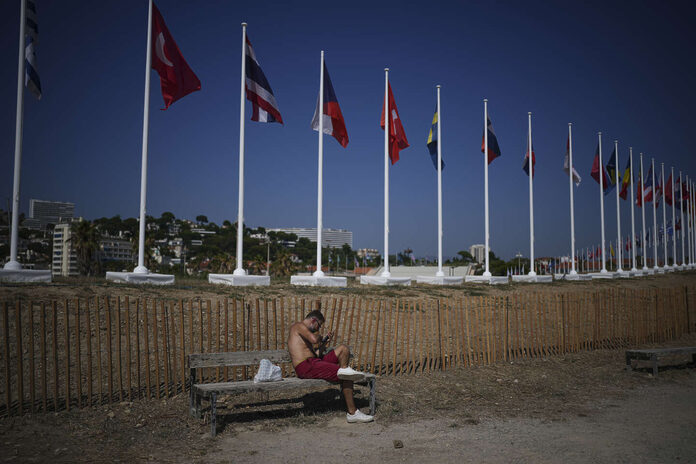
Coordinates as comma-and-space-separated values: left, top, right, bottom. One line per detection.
288, 309, 374, 423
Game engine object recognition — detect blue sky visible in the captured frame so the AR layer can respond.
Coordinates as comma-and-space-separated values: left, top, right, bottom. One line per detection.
1, 0, 695, 260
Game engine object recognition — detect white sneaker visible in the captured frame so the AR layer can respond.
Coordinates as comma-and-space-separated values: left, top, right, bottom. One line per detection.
337, 367, 366, 381
346, 409, 374, 423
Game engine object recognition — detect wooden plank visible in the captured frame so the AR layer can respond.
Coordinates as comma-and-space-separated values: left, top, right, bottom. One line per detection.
52, 302, 58, 411
105, 297, 113, 403
240, 300, 246, 379
115, 297, 123, 402
463, 298, 471, 367
353, 299, 365, 368
143, 299, 151, 398
74, 299, 81, 408
85, 299, 93, 407
198, 300, 204, 381
189, 350, 293, 368
61, 299, 68, 412
161, 301, 169, 398
345, 298, 356, 348
3, 303, 10, 416
370, 301, 381, 374
153, 299, 160, 399
208, 300, 214, 380
216, 300, 221, 382
181, 299, 186, 389
28, 302, 35, 413
390, 300, 400, 373
378, 300, 389, 375
255, 298, 261, 352
471, 297, 480, 365
135, 299, 142, 399
40, 303, 47, 412
405, 301, 413, 373
364, 299, 376, 372
233, 299, 239, 380
271, 299, 277, 351
125, 297, 132, 401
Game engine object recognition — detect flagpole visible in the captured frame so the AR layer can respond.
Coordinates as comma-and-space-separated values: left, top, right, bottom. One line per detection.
671, 167, 676, 267
232, 22, 248, 276
614, 141, 623, 271
661, 163, 668, 267
640, 154, 647, 270
629, 148, 637, 271
483, 99, 491, 277
4, 0, 28, 271
687, 175, 692, 266
680, 171, 685, 266
314, 51, 325, 277
436, 85, 444, 277
651, 158, 658, 269
527, 112, 536, 276
568, 123, 577, 275
134, 0, 154, 274
691, 179, 695, 266
382, 68, 390, 277
598, 132, 607, 273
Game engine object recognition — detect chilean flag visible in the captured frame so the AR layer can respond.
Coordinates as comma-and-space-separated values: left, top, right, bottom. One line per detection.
522, 138, 535, 177
481, 115, 501, 164
311, 62, 348, 147
151, 3, 201, 110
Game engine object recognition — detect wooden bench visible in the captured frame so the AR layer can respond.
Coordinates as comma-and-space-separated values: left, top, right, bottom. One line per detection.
188, 350, 377, 436
625, 346, 696, 377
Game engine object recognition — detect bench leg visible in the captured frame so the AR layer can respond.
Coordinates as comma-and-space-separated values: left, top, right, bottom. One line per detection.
625, 353, 632, 371
651, 354, 658, 377
210, 393, 218, 437
369, 378, 376, 416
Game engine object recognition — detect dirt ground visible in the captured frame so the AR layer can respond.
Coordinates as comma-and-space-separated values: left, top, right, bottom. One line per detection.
1, 332, 695, 463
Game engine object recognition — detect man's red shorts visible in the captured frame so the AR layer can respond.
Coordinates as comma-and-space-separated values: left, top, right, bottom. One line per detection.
294, 350, 340, 383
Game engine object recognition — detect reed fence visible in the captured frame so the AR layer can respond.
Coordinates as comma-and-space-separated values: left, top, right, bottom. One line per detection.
1, 285, 694, 417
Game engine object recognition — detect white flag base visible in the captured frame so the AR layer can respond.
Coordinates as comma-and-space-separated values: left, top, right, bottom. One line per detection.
664, 267, 676, 273
0, 269, 52, 283
208, 274, 270, 286
291, 275, 347, 287
360, 275, 411, 286
589, 272, 619, 279
641, 268, 656, 275
614, 270, 634, 278
465, 275, 509, 285
106, 271, 174, 285
654, 267, 666, 274
512, 275, 553, 283
415, 275, 464, 285
553, 273, 592, 281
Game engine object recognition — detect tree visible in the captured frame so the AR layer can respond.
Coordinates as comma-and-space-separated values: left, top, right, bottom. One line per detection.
270, 250, 297, 276
70, 220, 102, 276
196, 215, 208, 224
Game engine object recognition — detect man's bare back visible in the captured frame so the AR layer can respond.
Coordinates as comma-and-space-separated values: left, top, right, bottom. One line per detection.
287, 321, 321, 368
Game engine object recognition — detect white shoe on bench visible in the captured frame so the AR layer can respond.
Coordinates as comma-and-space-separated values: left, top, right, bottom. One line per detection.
346, 409, 374, 423
337, 367, 366, 381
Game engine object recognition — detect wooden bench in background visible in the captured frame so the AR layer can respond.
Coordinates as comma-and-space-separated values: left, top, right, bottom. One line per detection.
188, 350, 377, 436
625, 346, 696, 377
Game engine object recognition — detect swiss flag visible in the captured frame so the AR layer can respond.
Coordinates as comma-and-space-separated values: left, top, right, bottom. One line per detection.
380, 83, 409, 164
151, 3, 201, 110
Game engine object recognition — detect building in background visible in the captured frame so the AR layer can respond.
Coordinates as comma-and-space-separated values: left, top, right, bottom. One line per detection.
469, 244, 486, 264
99, 235, 133, 265
356, 248, 380, 260
268, 227, 352, 249
52, 223, 78, 277
24, 199, 75, 230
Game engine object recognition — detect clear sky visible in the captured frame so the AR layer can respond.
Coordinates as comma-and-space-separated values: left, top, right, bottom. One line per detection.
1, 0, 695, 260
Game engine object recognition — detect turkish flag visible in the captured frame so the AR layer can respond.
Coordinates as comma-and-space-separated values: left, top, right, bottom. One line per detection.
151, 3, 201, 110
380, 83, 409, 164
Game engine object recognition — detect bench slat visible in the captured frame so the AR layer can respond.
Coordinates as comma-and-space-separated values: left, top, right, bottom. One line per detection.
189, 350, 291, 369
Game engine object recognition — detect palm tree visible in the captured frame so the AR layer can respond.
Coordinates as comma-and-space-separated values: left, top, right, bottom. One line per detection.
270, 250, 297, 277
70, 220, 101, 276
209, 253, 236, 273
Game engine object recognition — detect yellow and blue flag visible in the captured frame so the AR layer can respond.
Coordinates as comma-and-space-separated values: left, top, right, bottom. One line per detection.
426, 108, 444, 170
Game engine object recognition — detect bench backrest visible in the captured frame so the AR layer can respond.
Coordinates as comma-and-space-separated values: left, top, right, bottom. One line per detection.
188, 350, 291, 369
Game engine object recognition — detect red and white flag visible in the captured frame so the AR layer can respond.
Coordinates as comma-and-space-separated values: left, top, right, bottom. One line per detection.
380, 83, 409, 164
151, 3, 201, 110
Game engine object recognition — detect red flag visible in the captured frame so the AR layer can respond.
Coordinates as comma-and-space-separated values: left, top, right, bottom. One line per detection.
151, 3, 201, 110
665, 174, 673, 206
590, 145, 609, 191
380, 83, 409, 164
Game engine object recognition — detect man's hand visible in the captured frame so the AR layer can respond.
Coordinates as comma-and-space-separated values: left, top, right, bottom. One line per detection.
322, 331, 334, 345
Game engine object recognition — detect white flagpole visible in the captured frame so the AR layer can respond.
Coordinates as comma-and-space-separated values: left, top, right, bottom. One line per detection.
640, 154, 647, 270
651, 158, 658, 269
614, 141, 622, 271
233, 22, 248, 276
568, 123, 577, 275
528, 112, 536, 276
5, 0, 28, 271
680, 171, 685, 266
313, 51, 326, 277
661, 163, 668, 267
687, 175, 692, 266
629, 148, 637, 271
436, 85, 444, 277
382, 68, 390, 277
483, 99, 491, 277
671, 167, 676, 267
691, 180, 695, 266
598, 133, 607, 273
134, 0, 154, 274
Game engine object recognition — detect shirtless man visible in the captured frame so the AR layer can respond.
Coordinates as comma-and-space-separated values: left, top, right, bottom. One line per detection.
287, 309, 374, 423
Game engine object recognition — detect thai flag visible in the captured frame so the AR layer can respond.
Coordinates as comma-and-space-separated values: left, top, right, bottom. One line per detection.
25, 0, 41, 99
311, 61, 348, 147
642, 164, 654, 203
245, 37, 282, 123
522, 138, 535, 177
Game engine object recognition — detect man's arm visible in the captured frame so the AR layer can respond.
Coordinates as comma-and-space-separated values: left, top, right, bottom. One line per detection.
296, 323, 322, 345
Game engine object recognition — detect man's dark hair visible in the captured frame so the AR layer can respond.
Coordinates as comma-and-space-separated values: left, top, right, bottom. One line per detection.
305, 309, 325, 323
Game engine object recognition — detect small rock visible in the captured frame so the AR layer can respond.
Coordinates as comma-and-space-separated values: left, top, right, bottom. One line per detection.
496, 378, 502, 383
514, 379, 519, 383
135, 423, 143, 429
107, 412, 115, 419
124, 409, 131, 414
393, 440, 404, 449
